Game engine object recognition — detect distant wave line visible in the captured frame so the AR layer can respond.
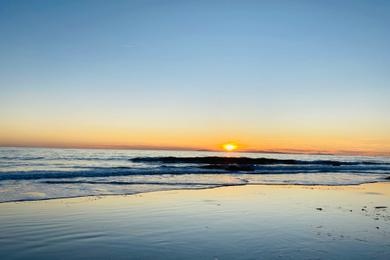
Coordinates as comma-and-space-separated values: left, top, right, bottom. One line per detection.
130, 156, 388, 166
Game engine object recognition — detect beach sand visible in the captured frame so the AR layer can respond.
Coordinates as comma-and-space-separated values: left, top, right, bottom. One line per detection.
1, 183, 390, 259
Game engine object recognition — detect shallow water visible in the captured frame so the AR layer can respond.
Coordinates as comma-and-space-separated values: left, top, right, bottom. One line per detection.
0, 183, 390, 259
0, 147, 389, 202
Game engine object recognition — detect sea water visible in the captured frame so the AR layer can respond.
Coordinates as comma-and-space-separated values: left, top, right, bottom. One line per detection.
0, 147, 389, 202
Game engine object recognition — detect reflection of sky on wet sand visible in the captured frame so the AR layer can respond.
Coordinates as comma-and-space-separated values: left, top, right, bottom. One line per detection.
1, 183, 390, 259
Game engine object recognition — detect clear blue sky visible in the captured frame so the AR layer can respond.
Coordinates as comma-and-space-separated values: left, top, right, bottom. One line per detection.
0, 0, 389, 154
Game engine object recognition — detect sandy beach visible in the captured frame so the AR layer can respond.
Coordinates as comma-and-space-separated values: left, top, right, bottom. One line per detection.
1, 183, 389, 259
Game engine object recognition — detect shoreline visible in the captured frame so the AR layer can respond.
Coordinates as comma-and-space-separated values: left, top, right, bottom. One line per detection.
1, 180, 389, 204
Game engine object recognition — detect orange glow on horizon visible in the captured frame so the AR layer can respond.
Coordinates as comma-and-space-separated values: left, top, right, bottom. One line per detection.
1, 123, 390, 156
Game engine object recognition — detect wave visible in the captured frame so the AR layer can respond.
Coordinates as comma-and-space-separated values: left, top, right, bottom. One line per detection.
0, 156, 46, 161
41, 180, 246, 186
130, 156, 386, 166
0, 164, 389, 181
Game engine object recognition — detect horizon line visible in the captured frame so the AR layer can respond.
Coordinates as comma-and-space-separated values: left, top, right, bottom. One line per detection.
1, 144, 389, 157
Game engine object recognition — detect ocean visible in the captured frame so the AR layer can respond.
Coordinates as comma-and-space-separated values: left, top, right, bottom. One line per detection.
0, 147, 389, 202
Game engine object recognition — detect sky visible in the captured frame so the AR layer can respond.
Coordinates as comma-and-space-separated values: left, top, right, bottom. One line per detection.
1, 0, 389, 155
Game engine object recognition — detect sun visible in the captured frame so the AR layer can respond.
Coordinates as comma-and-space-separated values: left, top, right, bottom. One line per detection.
223, 143, 237, 152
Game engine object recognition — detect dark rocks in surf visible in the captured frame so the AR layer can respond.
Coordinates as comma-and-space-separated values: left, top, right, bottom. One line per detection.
130, 156, 372, 166
131, 156, 297, 165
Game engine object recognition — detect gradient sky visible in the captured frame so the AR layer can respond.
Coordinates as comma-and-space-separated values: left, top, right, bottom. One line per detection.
1, 0, 389, 155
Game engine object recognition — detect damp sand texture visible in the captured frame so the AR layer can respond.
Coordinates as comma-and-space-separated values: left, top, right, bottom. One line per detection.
1, 183, 390, 259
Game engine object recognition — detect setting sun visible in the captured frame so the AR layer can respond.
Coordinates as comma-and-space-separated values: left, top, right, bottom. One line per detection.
223, 143, 237, 152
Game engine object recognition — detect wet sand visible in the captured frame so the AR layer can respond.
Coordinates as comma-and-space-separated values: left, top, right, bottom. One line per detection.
1, 183, 390, 259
